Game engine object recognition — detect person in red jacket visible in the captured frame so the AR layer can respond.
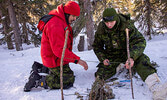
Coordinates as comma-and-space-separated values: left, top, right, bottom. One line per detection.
24, 1, 88, 92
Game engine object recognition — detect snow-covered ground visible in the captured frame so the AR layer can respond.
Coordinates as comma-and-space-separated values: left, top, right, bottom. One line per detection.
0, 34, 167, 100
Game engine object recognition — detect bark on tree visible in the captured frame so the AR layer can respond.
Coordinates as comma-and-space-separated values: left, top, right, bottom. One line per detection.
145, 0, 152, 40
7, 0, 23, 51
0, 4, 14, 49
83, 0, 94, 50
73, 0, 86, 37
22, 22, 29, 45
78, 35, 85, 51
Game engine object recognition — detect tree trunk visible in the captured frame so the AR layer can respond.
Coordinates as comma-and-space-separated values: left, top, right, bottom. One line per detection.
4, 18, 14, 49
7, 0, 23, 51
83, 0, 94, 50
78, 35, 85, 51
145, 0, 152, 40
72, 0, 86, 37
0, 4, 14, 49
22, 22, 30, 45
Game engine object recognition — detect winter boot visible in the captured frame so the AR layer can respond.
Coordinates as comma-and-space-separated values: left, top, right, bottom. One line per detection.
31, 61, 49, 74
37, 76, 48, 89
24, 71, 42, 92
24, 71, 48, 92
145, 73, 167, 100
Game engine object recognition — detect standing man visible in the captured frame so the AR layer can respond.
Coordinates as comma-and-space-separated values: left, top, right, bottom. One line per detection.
24, 1, 88, 92
92, 8, 167, 100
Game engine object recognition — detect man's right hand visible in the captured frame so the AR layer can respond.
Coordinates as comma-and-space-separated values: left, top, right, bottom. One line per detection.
78, 59, 88, 70
103, 59, 110, 66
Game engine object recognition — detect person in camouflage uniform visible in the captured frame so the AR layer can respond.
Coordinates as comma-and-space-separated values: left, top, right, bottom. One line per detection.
92, 8, 167, 100
93, 8, 156, 81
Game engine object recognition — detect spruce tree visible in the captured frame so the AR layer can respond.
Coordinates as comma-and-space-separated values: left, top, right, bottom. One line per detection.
7, 0, 23, 51
0, 1, 14, 49
158, 0, 167, 32
134, 0, 161, 40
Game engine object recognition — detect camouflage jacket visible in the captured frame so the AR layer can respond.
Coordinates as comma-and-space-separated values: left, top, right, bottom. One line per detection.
92, 14, 146, 62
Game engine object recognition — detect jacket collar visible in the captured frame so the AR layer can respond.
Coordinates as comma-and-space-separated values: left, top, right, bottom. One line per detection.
48, 4, 66, 23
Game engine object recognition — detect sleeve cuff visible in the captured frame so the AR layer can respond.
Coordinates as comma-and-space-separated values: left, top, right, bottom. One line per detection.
74, 60, 79, 64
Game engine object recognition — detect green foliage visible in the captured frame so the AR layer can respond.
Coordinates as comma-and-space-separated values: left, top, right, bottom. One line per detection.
0, 0, 167, 49
134, 0, 166, 40
30, 33, 41, 47
0, 0, 58, 48
158, 1, 167, 30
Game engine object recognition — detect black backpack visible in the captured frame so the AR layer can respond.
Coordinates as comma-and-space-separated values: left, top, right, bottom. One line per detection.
37, 15, 55, 34
37, 14, 68, 34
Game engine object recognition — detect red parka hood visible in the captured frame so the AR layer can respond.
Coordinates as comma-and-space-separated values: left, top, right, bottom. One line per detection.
48, 4, 66, 21
37, 4, 66, 32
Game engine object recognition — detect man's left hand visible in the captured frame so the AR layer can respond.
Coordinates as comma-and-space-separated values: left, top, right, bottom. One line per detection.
125, 58, 134, 69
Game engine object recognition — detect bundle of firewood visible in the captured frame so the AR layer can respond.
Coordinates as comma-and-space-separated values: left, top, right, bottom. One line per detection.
89, 76, 115, 100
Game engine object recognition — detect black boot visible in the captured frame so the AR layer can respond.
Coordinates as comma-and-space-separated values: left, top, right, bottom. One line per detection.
24, 72, 48, 92
38, 76, 48, 89
31, 61, 49, 74
24, 71, 42, 92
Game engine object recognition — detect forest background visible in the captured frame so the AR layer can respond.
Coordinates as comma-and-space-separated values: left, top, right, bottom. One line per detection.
0, 0, 167, 51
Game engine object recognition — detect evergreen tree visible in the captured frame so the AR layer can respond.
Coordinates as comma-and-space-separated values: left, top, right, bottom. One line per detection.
134, 0, 161, 40
158, 0, 167, 32
7, 0, 23, 51
72, 0, 86, 38
92, 0, 113, 29
0, 1, 14, 49
110, 0, 135, 15
14, 0, 54, 47
0, 0, 55, 49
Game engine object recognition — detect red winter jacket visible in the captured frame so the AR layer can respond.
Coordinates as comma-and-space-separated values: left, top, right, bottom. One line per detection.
40, 4, 80, 68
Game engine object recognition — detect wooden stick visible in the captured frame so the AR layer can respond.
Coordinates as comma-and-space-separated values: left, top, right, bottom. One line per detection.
60, 30, 69, 100
125, 28, 134, 99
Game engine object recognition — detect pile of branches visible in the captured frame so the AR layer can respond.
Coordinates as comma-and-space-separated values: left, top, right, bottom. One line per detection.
89, 76, 115, 100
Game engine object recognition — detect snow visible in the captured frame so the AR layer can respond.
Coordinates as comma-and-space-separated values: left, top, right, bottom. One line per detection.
0, 34, 4, 39
0, 34, 167, 100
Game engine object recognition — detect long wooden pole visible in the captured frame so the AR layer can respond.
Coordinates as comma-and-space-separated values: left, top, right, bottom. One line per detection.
60, 30, 69, 100
125, 28, 134, 99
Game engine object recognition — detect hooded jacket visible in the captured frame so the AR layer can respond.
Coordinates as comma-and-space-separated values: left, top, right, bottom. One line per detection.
40, 4, 80, 68
93, 14, 146, 62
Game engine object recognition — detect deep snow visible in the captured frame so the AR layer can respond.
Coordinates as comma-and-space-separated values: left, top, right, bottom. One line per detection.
0, 34, 167, 100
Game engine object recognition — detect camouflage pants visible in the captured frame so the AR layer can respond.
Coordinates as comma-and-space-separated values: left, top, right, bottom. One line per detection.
46, 64, 75, 89
95, 53, 156, 81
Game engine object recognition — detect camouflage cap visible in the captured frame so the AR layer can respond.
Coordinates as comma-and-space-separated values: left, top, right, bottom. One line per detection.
103, 8, 118, 22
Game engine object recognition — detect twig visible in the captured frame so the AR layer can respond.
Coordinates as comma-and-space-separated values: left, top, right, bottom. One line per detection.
64, 57, 124, 64
60, 30, 69, 100
125, 28, 134, 99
